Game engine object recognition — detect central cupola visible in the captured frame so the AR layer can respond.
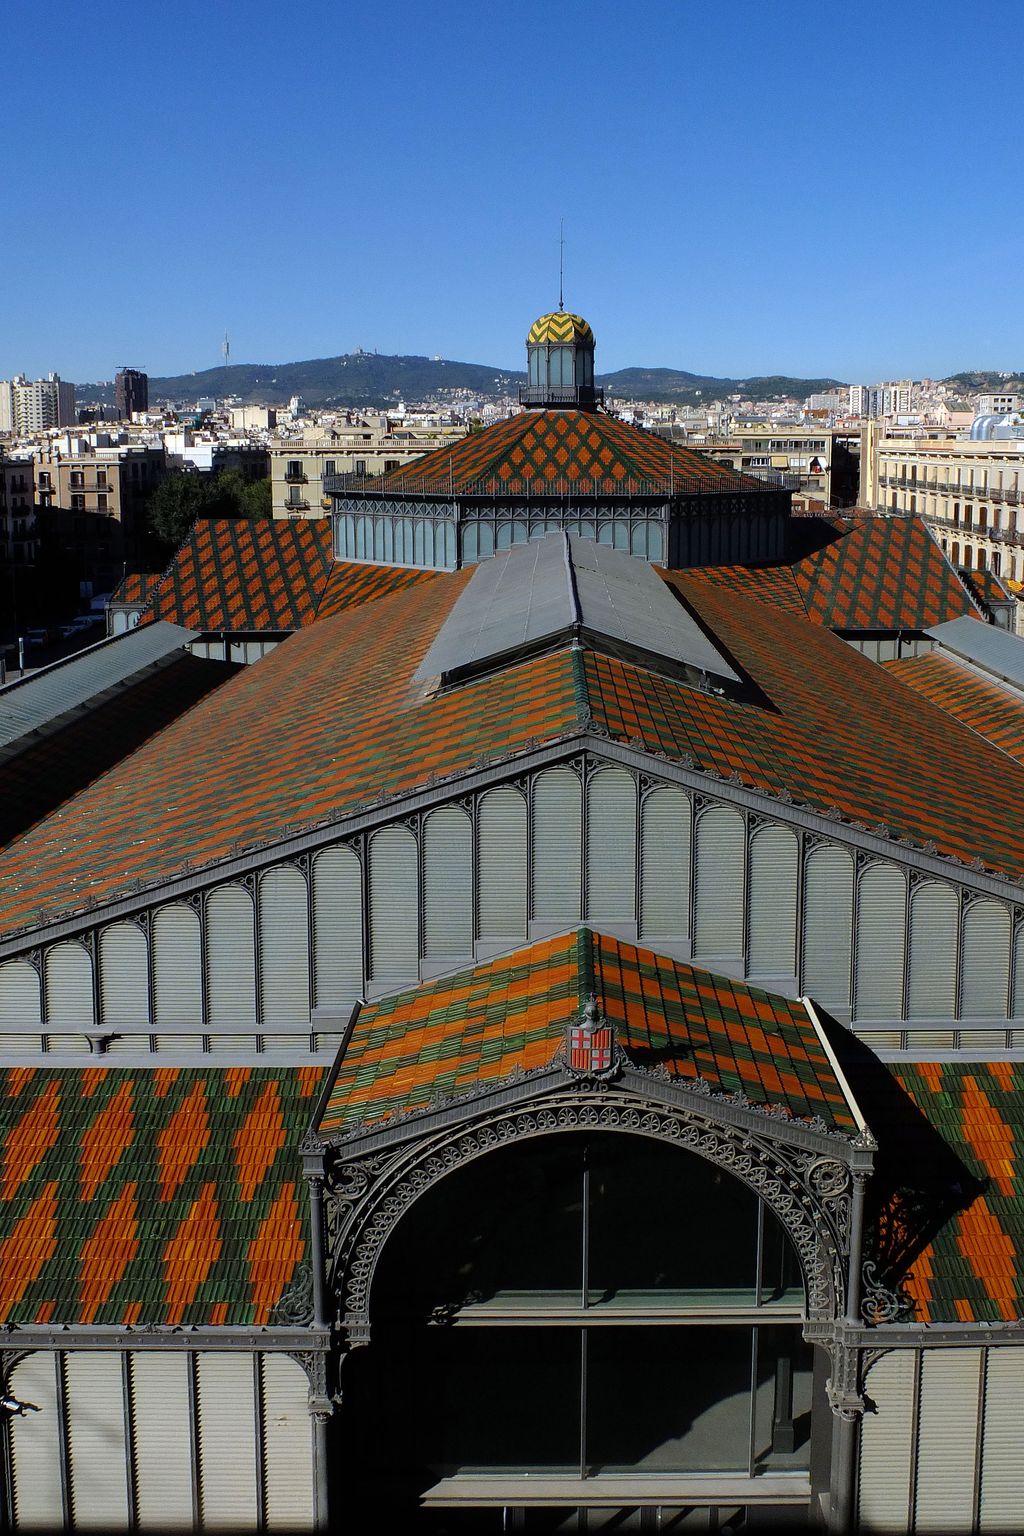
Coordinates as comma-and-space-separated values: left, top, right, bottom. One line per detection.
520, 307, 603, 410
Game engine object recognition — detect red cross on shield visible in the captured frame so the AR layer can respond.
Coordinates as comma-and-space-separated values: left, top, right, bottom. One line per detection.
569, 1024, 614, 1074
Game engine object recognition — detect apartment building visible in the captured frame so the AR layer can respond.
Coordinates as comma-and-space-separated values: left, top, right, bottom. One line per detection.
270, 421, 466, 518
114, 367, 148, 420
0, 453, 36, 565
34, 441, 166, 578
862, 419, 1024, 582
0, 374, 76, 435
695, 425, 859, 507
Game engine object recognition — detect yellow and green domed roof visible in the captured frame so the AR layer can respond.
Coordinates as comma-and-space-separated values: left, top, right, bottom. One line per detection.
527, 310, 595, 347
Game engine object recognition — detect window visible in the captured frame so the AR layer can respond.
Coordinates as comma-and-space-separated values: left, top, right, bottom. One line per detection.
97, 493, 108, 511
97, 470, 108, 488
993, 552, 1002, 577
69, 470, 84, 488
384, 459, 399, 473
285, 460, 304, 482
38, 471, 50, 489
70, 493, 85, 511
324, 460, 336, 478
355, 459, 367, 476
360, 1133, 811, 1495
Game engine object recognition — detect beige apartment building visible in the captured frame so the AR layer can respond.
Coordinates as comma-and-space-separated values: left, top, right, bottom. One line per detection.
690, 425, 859, 508
0, 454, 36, 565
34, 442, 165, 577
862, 420, 1024, 582
270, 421, 466, 518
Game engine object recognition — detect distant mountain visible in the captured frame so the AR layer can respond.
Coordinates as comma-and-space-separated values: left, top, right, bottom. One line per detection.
75, 352, 850, 409
942, 371, 1024, 394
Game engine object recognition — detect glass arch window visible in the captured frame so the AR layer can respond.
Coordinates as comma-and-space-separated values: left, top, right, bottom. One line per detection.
357, 1133, 813, 1495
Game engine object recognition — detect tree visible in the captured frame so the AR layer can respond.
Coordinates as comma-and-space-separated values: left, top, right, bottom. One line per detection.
147, 471, 214, 548
239, 476, 272, 519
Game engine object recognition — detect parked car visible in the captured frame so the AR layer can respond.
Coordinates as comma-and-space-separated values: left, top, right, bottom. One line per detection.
25, 628, 52, 648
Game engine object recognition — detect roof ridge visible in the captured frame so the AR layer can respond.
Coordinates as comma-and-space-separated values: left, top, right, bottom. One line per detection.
569, 637, 591, 726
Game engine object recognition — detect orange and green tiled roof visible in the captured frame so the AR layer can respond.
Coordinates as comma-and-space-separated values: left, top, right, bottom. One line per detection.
142, 517, 440, 632
317, 931, 857, 1139
109, 571, 163, 607
0, 1065, 324, 1327
384, 410, 757, 496
4, 559, 1024, 937
959, 567, 1009, 612
883, 1062, 1024, 1324
884, 650, 1024, 767
685, 516, 975, 633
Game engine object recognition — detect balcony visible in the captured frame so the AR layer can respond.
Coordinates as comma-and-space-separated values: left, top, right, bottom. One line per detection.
284, 470, 308, 484
285, 498, 310, 512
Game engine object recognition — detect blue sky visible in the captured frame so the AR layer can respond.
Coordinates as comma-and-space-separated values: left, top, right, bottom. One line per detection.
3, 0, 1020, 384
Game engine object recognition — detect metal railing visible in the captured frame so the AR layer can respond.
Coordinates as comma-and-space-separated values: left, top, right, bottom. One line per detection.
321, 466, 789, 501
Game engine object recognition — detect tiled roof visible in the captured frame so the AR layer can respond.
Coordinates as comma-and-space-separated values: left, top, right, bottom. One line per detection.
0, 655, 238, 848
5, 559, 1024, 936
384, 410, 756, 496
882, 1062, 1024, 1324
960, 567, 1010, 612
109, 572, 162, 607
794, 516, 975, 630
142, 517, 439, 632
317, 930, 857, 1139
314, 560, 441, 620
527, 312, 594, 346
884, 650, 1024, 767
0, 1065, 324, 1327
685, 516, 975, 632
148, 517, 334, 630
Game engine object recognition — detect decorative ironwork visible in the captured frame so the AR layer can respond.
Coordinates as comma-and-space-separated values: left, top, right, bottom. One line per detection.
564, 995, 620, 1081
323, 1087, 853, 1348
270, 1262, 314, 1327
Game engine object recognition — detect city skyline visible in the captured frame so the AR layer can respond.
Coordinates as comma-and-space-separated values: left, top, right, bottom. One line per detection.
4, 0, 1022, 384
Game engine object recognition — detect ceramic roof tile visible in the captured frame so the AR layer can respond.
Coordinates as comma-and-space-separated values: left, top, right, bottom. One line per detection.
885, 651, 1024, 766
317, 931, 856, 1138
148, 518, 335, 630
384, 410, 759, 496
881, 1063, 1024, 1324
0, 1066, 324, 1327
683, 516, 975, 633
110, 572, 163, 606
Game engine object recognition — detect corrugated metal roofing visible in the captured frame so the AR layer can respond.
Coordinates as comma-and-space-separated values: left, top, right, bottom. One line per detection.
416, 533, 739, 684
927, 613, 1024, 689
0, 621, 197, 754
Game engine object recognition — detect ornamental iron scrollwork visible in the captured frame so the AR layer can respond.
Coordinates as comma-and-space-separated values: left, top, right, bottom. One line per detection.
323, 1088, 852, 1349
269, 1262, 314, 1327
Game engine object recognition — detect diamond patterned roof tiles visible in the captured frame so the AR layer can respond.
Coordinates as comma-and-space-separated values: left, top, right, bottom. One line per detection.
4, 559, 1024, 937
879, 1062, 1024, 1324
884, 650, 1024, 766
109, 571, 163, 607
383, 410, 757, 496
0, 1065, 324, 1326
685, 516, 976, 633
317, 930, 857, 1139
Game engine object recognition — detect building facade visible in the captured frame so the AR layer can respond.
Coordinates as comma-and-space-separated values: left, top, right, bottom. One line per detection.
0, 374, 76, 436
270, 422, 466, 520
114, 367, 149, 420
861, 420, 1024, 583
3, 309, 1024, 1533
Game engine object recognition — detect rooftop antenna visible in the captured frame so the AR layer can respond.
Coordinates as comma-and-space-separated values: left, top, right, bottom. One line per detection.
559, 219, 565, 312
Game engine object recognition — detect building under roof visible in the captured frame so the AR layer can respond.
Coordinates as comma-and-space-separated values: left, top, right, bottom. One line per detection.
3, 309, 1024, 1534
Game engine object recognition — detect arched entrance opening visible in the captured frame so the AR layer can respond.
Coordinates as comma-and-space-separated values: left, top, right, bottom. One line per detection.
338, 1130, 817, 1529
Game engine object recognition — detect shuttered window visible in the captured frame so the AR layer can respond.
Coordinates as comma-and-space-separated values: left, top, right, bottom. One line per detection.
980, 1349, 1024, 1530
99, 922, 150, 1028
801, 845, 854, 1011
692, 805, 744, 959
65, 1350, 130, 1528
152, 904, 203, 1027
258, 865, 310, 1027
477, 787, 527, 940
261, 1354, 315, 1530
854, 864, 907, 1021
1012, 925, 1024, 1018
747, 823, 798, 978
961, 901, 1011, 1018
0, 959, 42, 1025
44, 941, 94, 1027
422, 806, 473, 959
129, 1352, 194, 1528
197, 1354, 258, 1528
585, 769, 637, 924
639, 786, 691, 941
311, 846, 363, 1009
907, 882, 958, 1020
368, 825, 418, 983
532, 767, 582, 923
857, 1351, 915, 1532
8, 1352, 63, 1528
206, 885, 257, 1027
915, 1348, 984, 1532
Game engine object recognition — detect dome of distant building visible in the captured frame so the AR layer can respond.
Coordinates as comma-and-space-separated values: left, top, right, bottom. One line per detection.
527, 311, 595, 347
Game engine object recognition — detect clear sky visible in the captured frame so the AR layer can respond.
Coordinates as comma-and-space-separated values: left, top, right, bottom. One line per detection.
3, 0, 1020, 385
